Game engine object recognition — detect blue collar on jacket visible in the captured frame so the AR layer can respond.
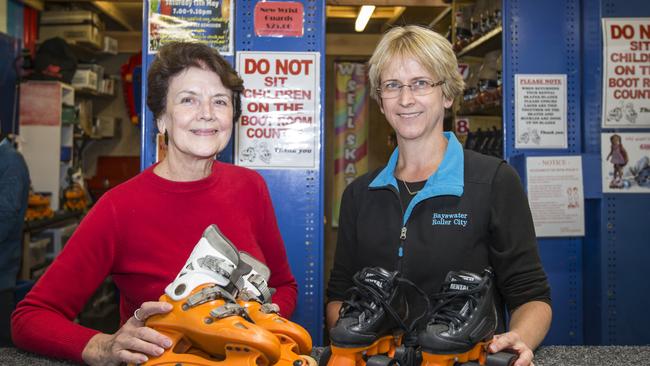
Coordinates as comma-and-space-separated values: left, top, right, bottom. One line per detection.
369, 131, 464, 224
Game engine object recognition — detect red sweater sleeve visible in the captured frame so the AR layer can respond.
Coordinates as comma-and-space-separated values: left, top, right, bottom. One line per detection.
11, 195, 118, 363
253, 175, 298, 318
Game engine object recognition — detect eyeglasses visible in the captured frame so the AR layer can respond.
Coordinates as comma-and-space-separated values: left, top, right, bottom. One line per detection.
378, 79, 445, 99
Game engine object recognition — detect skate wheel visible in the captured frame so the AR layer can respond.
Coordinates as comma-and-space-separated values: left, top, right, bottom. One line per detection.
486, 351, 517, 366
301, 355, 318, 366
366, 355, 400, 366
319, 346, 332, 365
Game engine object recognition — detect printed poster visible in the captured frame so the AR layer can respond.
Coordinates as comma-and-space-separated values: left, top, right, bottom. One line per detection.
602, 18, 650, 128
148, 0, 233, 55
602, 132, 650, 193
526, 156, 585, 237
515, 74, 568, 149
332, 62, 369, 227
254, 1, 304, 37
235, 51, 320, 169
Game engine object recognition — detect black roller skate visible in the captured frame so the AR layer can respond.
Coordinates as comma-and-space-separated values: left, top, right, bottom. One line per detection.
417, 268, 516, 366
326, 267, 429, 366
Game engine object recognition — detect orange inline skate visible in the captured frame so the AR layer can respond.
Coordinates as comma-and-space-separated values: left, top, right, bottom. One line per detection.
141, 224, 281, 366
234, 251, 316, 366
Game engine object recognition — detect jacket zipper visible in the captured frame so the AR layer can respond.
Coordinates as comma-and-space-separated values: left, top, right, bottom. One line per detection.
389, 185, 408, 272
398, 226, 407, 271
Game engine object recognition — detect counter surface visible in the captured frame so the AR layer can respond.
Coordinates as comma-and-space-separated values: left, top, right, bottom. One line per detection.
1, 346, 649, 365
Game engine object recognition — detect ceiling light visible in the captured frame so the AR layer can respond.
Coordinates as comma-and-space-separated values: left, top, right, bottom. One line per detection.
355, 5, 375, 32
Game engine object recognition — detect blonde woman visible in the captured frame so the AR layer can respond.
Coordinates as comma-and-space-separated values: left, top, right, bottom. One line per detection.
326, 26, 551, 366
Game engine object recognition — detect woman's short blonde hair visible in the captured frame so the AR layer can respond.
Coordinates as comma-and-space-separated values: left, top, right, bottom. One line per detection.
368, 25, 465, 102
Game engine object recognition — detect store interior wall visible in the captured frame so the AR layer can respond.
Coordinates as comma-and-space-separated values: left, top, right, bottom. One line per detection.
81, 53, 141, 178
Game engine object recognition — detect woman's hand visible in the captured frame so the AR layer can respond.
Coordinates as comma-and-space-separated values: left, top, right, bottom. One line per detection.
81, 301, 173, 365
489, 331, 535, 366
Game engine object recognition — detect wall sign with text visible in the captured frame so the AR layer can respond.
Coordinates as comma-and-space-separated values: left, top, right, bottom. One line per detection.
235, 51, 320, 169
602, 18, 650, 128
515, 74, 568, 149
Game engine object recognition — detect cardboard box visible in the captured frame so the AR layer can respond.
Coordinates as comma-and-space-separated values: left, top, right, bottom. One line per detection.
40, 24, 102, 49
72, 69, 98, 90
78, 64, 104, 90
103, 36, 118, 54
95, 116, 119, 138
76, 99, 94, 136
99, 77, 116, 95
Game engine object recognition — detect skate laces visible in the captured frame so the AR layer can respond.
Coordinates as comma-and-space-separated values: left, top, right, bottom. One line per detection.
342, 268, 429, 333
428, 270, 491, 331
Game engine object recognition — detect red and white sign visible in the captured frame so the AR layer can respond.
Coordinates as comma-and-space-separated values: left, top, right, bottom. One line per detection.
235, 51, 320, 169
254, 1, 304, 37
602, 18, 650, 128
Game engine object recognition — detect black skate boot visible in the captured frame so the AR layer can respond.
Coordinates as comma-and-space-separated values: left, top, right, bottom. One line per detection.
327, 267, 428, 366
418, 268, 499, 366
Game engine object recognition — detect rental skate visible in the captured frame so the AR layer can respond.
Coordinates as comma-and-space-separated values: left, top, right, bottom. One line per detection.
417, 268, 515, 366
234, 251, 316, 366
140, 224, 282, 366
325, 267, 429, 366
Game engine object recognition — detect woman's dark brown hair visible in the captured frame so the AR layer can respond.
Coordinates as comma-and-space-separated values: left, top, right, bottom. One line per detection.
147, 41, 243, 123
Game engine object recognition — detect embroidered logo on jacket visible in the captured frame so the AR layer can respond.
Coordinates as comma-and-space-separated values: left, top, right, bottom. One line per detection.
432, 212, 469, 227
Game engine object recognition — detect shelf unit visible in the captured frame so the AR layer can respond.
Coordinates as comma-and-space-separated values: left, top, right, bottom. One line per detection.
447, 0, 503, 158
457, 25, 502, 58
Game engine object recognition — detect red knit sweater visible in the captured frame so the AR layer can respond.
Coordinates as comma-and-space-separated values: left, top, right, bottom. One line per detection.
12, 162, 298, 363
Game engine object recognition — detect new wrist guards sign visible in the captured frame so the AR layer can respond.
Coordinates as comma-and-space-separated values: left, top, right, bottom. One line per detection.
236, 52, 320, 169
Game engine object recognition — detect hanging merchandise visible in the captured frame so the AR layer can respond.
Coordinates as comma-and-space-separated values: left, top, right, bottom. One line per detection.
453, 5, 473, 52
477, 50, 500, 106
120, 52, 142, 125
31, 37, 77, 84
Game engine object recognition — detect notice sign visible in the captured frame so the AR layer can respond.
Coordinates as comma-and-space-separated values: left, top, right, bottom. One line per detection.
515, 74, 567, 149
602, 18, 650, 128
526, 156, 585, 237
254, 1, 304, 37
602, 132, 650, 193
236, 51, 320, 169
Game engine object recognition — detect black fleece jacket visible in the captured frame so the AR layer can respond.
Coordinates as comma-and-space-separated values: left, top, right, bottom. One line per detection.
327, 133, 551, 332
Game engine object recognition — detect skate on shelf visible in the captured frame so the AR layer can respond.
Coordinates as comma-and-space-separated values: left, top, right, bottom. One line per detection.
136, 224, 282, 366
325, 267, 429, 366
416, 268, 516, 366
235, 251, 316, 366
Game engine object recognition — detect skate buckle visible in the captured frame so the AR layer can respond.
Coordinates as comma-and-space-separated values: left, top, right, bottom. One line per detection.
184, 286, 233, 310
210, 303, 246, 318
260, 303, 280, 314
197, 255, 234, 279
248, 274, 273, 302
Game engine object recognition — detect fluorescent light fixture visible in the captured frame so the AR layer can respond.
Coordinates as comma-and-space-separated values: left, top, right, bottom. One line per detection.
355, 5, 375, 32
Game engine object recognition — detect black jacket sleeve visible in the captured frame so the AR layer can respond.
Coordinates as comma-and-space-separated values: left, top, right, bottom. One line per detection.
326, 182, 359, 302
488, 162, 551, 312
